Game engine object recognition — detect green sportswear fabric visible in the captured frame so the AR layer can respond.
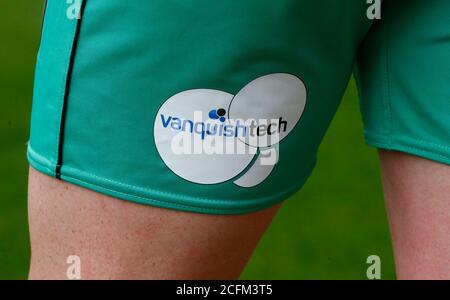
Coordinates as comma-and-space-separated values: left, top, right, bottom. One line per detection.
28, 0, 450, 214
356, 0, 450, 165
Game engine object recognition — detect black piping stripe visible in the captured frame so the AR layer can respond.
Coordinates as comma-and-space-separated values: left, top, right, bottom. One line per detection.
55, 0, 87, 179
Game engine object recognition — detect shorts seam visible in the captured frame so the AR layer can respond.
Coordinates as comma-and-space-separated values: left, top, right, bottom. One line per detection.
365, 132, 450, 163
28, 149, 55, 175
62, 175, 252, 214
61, 165, 296, 205
382, 9, 393, 148
55, 0, 87, 178
55, 24, 77, 172
27, 145, 314, 214
366, 132, 450, 151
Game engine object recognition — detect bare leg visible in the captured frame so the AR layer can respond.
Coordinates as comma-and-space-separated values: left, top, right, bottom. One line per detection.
379, 150, 450, 280
28, 168, 280, 279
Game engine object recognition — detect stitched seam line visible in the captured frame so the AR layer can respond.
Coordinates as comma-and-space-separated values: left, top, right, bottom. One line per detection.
366, 139, 450, 162
62, 175, 271, 214
365, 132, 450, 151
28, 145, 315, 208
383, 3, 393, 148
55, 0, 87, 179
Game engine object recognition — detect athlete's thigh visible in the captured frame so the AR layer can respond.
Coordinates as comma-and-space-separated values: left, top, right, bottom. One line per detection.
379, 151, 450, 280
28, 168, 280, 279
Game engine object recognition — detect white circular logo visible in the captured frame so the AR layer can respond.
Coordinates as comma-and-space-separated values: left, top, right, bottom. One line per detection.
154, 73, 307, 187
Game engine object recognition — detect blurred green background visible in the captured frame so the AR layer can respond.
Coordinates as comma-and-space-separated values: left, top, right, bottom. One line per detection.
0, 1, 395, 279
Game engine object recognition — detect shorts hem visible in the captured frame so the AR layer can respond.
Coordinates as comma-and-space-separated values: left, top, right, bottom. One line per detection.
364, 132, 450, 165
27, 144, 316, 215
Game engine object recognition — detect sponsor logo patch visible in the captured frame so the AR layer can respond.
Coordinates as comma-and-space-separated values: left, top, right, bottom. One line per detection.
154, 73, 307, 187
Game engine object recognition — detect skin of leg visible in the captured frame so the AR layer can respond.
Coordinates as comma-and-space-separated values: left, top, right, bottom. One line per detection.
379, 150, 450, 280
28, 168, 280, 280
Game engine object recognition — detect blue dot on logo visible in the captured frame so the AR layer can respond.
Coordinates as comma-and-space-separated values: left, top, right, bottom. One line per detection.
209, 109, 219, 120
209, 108, 227, 122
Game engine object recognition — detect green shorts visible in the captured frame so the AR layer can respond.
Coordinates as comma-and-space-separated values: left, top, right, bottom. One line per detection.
28, 0, 450, 214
